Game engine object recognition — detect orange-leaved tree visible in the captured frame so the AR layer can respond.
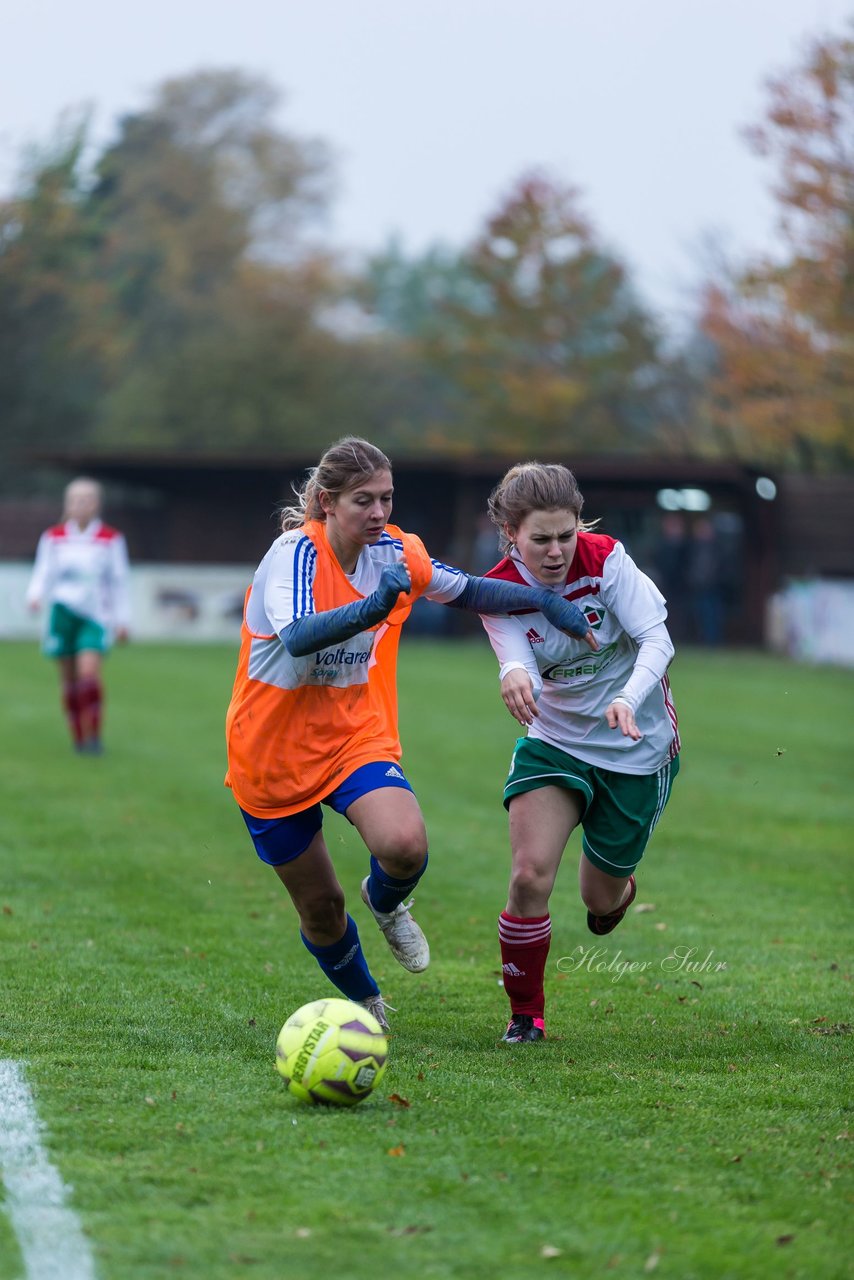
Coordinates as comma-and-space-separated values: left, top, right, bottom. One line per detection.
699, 25, 854, 468
416, 172, 661, 454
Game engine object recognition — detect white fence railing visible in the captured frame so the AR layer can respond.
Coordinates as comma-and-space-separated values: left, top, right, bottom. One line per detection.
766, 579, 854, 666
0, 562, 253, 644
3, 562, 853, 664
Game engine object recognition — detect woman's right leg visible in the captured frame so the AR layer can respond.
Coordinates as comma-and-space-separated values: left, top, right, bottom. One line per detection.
272, 832, 383, 1010
500, 786, 583, 1042
272, 831, 347, 946
75, 649, 104, 751
56, 655, 83, 749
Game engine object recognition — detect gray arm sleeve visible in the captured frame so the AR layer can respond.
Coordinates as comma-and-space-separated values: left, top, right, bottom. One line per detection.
448, 575, 590, 637
283, 562, 410, 658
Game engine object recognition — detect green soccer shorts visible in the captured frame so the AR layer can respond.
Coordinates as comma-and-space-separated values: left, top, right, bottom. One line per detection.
503, 736, 680, 876
44, 602, 108, 659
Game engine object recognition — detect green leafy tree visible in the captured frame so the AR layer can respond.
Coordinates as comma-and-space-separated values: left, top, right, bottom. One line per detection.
359, 240, 482, 451
1, 69, 404, 469
0, 117, 112, 486
82, 69, 349, 450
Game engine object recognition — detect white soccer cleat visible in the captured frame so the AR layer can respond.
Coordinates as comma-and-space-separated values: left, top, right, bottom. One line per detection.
360, 993, 396, 1033
360, 877, 431, 973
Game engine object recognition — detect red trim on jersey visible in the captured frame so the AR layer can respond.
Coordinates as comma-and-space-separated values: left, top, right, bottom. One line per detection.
572, 531, 617, 577
484, 532, 615, 615
564, 582, 601, 603
485, 556, 525, 584
662, 673, 681, 756
483, 557, 539, 615
45, 523, 121, 541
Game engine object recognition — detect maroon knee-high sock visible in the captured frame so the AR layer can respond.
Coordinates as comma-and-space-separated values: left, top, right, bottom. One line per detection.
76, 675, 103, 744
498, 912, 552, 1019
62, 680, 84, 747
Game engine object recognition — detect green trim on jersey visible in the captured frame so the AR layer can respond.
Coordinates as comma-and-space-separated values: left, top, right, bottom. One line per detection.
44, 602, 108, 659
504, 736, 679, 876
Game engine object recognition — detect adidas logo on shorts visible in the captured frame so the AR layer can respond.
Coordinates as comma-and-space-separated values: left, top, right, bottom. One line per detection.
385, 765, 405, 779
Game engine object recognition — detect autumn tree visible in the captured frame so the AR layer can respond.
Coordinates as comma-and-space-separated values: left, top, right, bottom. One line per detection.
698, 25, 854, 468
369, 173, 662, 455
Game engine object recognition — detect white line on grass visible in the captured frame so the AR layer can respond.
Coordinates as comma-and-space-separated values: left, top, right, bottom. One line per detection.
0, 1060, 96, 1280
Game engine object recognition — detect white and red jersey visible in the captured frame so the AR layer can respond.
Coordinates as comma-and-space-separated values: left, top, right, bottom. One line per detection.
26, 519, 131, 635
481, 532, 679, 773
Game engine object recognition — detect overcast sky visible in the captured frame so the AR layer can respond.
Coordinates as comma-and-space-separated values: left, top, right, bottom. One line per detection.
2, 1, 850, 325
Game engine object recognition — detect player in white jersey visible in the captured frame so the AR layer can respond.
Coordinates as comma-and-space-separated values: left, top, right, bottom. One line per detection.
26, 477, 131, 753
480, 463, 680, 1044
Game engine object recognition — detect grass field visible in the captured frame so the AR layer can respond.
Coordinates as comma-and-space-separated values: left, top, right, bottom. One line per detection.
1, 639, 852, 1280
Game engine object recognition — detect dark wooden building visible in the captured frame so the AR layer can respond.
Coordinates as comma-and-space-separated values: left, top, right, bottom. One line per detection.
3, 449, 814, 646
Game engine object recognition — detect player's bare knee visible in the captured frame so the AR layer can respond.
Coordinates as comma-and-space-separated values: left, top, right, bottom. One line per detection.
371, 829, 427, 877
509, 860, 550, 901
298, 885, 346, 936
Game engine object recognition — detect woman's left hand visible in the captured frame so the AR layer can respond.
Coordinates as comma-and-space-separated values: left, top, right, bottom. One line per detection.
605, 700, 642, 740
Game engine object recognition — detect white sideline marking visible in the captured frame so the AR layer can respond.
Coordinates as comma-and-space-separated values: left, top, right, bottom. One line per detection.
0, 1061, 97, 1280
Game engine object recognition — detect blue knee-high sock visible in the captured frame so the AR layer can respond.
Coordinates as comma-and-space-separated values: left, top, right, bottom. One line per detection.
366, 852, 428, 914
300, 914, 378, 1001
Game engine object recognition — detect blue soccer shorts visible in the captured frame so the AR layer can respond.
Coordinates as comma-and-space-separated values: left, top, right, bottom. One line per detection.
239, 761, 414, 866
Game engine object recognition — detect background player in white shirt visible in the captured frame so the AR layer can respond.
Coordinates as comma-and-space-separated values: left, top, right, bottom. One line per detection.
480, 463, 680, 1044
27, 477, 131, 753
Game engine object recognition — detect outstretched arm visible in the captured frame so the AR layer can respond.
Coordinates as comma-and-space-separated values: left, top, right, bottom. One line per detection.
448, 574, 598, 651
283, 562, 411, 657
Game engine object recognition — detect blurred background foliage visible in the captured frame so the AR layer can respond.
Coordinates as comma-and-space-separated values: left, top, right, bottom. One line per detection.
1, 27, 852, 494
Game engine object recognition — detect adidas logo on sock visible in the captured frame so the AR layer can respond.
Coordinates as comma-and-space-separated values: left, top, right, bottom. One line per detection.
502, 962, 525, 976
385, 765, 405, 779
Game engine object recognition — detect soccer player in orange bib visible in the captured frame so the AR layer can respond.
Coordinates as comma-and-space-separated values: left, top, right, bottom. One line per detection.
225, 438, 598, 1030
480, 463, 680, 1044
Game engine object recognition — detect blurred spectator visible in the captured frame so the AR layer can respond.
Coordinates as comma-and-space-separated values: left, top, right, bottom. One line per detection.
686, 517, 725, 646
651, 513, 689, 641
471, 511, 502, 573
